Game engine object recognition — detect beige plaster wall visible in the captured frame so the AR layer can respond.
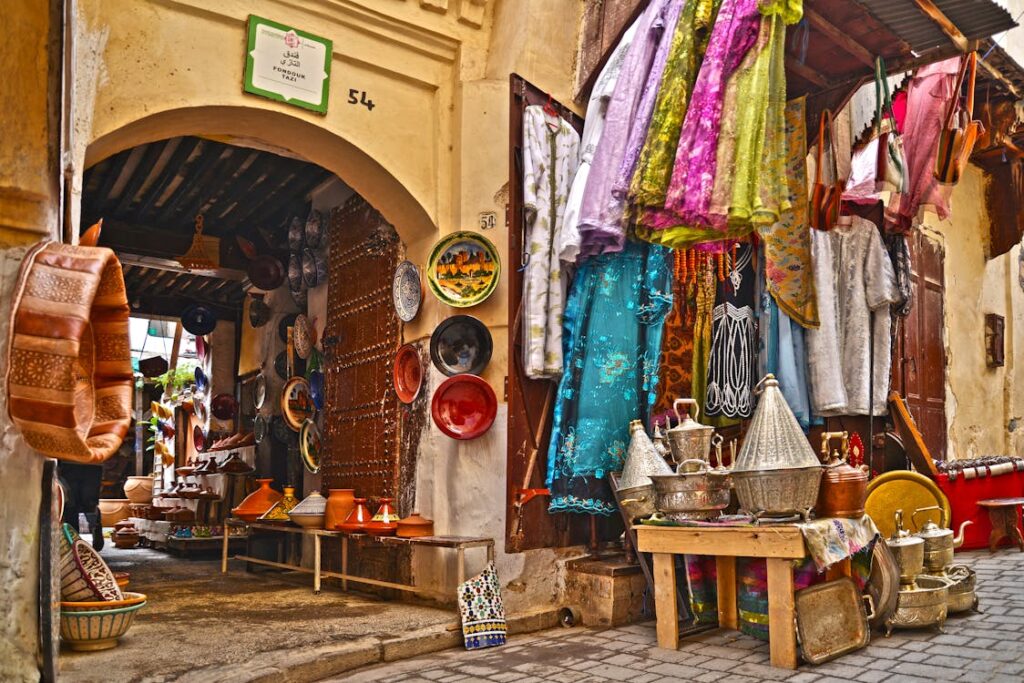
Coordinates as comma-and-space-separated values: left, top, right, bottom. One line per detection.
921, 164, 1024, 459
71, 0, 584, 610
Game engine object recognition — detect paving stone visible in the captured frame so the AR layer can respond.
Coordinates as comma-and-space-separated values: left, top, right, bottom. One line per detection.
891, 661, 968, 680
699, 656, 741, 672
784, 674, 822, 683
644, 662, 708, 679
601, 654, 644, 668
584, 663, 657, 682
855, 669, 890, 683
730, 661, 794, 680
897, 651, 929, 663
694, 673, 726, 683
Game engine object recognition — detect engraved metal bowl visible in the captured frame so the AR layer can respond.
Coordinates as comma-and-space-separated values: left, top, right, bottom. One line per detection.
732, 467, 823, 521
885, 575, 951, 636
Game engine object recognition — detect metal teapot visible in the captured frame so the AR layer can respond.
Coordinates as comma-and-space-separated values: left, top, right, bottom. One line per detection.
814, 431, 869, 519
912, 506, 972, 571
887, 509, 925, 586
664, 398, 715, 463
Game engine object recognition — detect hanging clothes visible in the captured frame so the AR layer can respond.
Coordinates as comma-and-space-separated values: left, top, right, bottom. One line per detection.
759, 294, 816, 431
546, 241, 673, 516
612, 0, 689, 202
885, 231, 914, 317
757, 95, 818, 328
806, 228, 846, 414
660, 0, 762, 223
561, 20, 639, 264
652, 255, 697, 422
626, 0, 723, 211
807, 216, 899, 416
576, 0, 676, 259
521, 105, 580, 379
690, 256, 717, 422
889, 57, 960, 232
705, 243, 757, 420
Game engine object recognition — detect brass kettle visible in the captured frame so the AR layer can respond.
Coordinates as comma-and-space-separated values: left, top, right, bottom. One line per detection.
887, 509, 925, 586
814, 431, 869, 519
912, 506, 972, 571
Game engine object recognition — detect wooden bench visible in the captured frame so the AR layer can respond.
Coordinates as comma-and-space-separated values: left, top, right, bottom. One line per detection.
977, 498, 1024, 552
635, 524, 820, 670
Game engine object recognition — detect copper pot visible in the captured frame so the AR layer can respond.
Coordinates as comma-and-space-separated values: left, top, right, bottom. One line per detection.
814, 431, 868, 518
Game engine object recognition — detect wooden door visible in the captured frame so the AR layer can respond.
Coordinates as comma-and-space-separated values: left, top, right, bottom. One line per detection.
321, 197, 402, 497
894, 229, 947, 460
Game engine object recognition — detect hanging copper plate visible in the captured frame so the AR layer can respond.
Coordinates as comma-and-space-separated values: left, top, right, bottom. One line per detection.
431, 374, 497, 440
393, 344, 422, 404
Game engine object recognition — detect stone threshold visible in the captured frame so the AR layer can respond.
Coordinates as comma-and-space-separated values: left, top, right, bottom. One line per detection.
167, 608, 561, 683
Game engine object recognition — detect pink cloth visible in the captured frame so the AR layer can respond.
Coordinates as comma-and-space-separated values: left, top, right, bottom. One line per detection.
576, 0, 675, 259
662, 0, 762, 226
888, 57, 960, 232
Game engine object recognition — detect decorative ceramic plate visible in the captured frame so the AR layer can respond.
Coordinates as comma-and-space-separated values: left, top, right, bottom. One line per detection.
431, 374, 497, 440
281, 377, 315, 431
275, 351, 305, 380
211, 393, 238, 420
253, 372, 267, 410
393, 344, 422, 404
181, 303, 217, 336
305, 210, 324, 249
302, 248, 327, 288
67, 538, 123, 602
309, 370, 325, 410
299, 419, 322, 474
425, 232, 500, 307
194, 367, 208, 395
193, 424, 206, 452
249, 295, 271, 328
288, 253, 304, 292
392, 261, 422, 322
429, 315, 493, 376
195, 335, 208, 365
247, 255, 285, 291
271, 415, 298, 446
253, 415, 268, 444
293, 314, 313, 360
865, 470, 951, 539
288, 215, 305, 251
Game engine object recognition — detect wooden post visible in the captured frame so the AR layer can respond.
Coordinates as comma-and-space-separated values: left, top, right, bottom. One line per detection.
716, 556, 738, 629
766, 558, 798, 669
221, 526, 229, 573
456, 547, 466, 586
313, 533, 322, 594
653, 553, 680, 649
341, 536, 349, 591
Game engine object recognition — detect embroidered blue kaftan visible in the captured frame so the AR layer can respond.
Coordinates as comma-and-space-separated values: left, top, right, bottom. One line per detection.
546, 240, 673, 515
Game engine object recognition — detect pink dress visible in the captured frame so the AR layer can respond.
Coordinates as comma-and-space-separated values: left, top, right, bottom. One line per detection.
889, 56, 960, 232
662, 0, 762, 225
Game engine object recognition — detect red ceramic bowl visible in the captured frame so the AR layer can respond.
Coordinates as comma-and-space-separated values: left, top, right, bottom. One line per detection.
430, 374, 497, 440
393, 344, 422, 404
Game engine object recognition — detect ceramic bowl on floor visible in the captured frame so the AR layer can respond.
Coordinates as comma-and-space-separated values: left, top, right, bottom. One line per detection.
59, 600, 147, 651
60, 591, 148, 612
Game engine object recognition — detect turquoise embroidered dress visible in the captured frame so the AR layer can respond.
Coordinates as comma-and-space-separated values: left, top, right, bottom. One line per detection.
546, 240, 673, 515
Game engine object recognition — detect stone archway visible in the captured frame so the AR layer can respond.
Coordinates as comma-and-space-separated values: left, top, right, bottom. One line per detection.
81, 105, 437, 250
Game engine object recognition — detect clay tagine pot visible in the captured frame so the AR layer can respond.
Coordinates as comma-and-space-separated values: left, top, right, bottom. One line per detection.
123, 476, 154, 504
337, 498, 372, 533
219, 452, 254, 475
232, 478, 282, 522
366, 498, 398, 537
324, 489, 355, 531
396, 512, 434, 538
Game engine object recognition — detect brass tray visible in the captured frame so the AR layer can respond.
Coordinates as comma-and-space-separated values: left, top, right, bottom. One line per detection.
865, 470, 950, 538
795, 577, 874, 665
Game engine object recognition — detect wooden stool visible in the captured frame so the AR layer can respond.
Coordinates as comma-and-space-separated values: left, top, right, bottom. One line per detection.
977, 498, 1024, 552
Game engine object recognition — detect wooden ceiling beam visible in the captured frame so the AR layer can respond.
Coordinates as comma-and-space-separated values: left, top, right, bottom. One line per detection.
90, 218, 250, 272
130, 137, 201, 222
805, 7, 876, 68
787, 58, 830, 88
112, 141, 170, 217
129, 293, 239, 322
154, 146, 228, 225
911, 0, 969, 52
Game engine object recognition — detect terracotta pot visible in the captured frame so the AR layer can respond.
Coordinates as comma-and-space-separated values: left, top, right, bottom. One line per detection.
397, 512, 434, 538
231, 479, 282, 522
366, 497, 398, 537
324, 489, 355, 531
337, 498, 372, 533
123, 476, 154, 504
113, 529, 139, 549
98, 499, 131, 527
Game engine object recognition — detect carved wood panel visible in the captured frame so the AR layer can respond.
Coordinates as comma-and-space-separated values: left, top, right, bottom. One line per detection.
321, 197, 402, 497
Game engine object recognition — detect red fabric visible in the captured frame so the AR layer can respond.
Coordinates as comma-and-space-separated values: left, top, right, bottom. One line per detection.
936, 471, 1024, 551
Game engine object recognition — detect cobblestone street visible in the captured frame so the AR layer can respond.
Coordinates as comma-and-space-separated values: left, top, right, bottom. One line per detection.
332, 550, 1024, 683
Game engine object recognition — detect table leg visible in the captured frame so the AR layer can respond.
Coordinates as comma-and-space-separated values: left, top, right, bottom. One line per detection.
988, 509, 1008, 552
457, 547, 466, 586
652, 553, 680, 650
716, 556, 737, 630
221, 527, 229, 573
341, 536, 349, 592
766, 557, 798, 670
314, 534, 322, 594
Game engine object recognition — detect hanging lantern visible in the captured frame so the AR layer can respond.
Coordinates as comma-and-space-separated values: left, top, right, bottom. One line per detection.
177, 215, 219, 271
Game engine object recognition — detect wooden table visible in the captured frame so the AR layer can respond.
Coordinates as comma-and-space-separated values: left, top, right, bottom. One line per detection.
977, 498, 1024, 552
223, 520, 495, 599
635, 524, 809, 670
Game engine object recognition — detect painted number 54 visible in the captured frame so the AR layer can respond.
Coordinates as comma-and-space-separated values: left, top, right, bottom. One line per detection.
348, 89, 375, 111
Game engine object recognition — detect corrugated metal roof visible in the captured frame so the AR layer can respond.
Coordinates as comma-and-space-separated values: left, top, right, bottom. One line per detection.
857, 0, 1016, 53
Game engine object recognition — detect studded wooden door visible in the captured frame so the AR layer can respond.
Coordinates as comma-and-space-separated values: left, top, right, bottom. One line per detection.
321, 196, 402, 497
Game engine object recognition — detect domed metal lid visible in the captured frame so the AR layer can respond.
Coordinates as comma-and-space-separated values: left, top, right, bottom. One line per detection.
619, 420, 673, 489
733, 375, 821, 473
